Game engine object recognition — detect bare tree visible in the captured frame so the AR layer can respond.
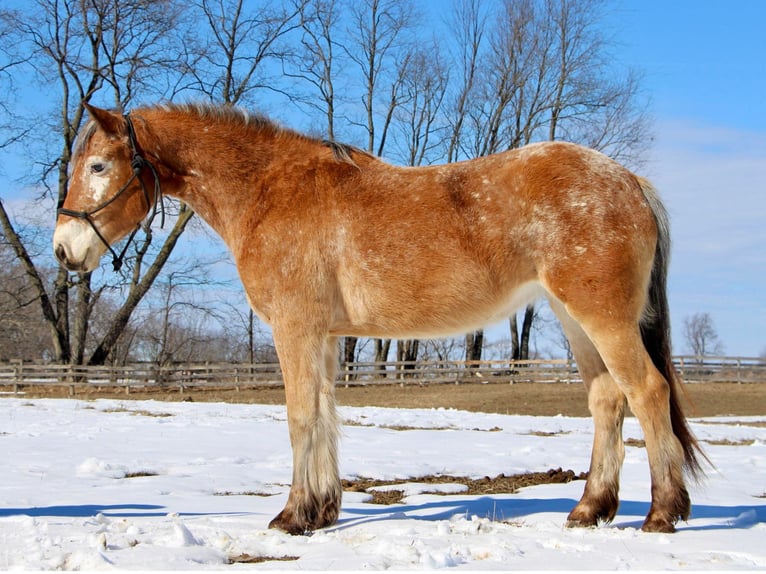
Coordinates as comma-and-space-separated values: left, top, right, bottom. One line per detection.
0, 241, 55, 360
419, 337, 464, 363
446, 0, 651, 361
0, 0, 654, 368
0, 0, 194, 365
444, 0, 487, 164
393, 42, 449, 167
683, 312, 724, 358
189, 0, 306, 106
285, 0, 344, 139
345, 0, 415, 154
0, 0, 306, 366
220, 304, 277, 363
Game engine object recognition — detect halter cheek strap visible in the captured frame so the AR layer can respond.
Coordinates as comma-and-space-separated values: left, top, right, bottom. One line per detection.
57, 114, 165, 272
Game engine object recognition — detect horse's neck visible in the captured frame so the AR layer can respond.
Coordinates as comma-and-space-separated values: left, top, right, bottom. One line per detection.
141, 111, 274, 247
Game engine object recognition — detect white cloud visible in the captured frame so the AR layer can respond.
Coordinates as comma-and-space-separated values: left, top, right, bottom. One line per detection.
645, 119, 766, 356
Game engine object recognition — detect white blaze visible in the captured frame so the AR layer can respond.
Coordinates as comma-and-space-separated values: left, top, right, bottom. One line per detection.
85, 157, 114, 203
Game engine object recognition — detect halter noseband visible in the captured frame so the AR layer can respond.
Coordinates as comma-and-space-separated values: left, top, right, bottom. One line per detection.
57, 114, 165, 272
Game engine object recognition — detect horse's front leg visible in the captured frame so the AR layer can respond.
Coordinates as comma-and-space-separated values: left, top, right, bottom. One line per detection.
268, 330, 341, 535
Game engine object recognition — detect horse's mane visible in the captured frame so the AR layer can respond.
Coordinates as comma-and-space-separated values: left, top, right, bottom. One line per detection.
150, 102, 369, 166
75, 102, 369, 167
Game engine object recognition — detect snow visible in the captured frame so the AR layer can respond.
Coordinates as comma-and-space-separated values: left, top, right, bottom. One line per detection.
0, 397, 764, 570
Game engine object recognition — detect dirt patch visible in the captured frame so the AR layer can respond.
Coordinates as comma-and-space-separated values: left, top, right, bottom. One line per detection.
123, 471, 159, 479
696, 420, 766, 428
101, 407, 174, 418
3, 381, 765, 417
214, 491, 278, 497
227, 554, 298, 565
343, 468, 587, 505
703, 438, 757, 446
624, 438, 646, 448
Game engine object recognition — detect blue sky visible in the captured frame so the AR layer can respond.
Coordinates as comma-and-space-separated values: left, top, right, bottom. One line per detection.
470, 1, 766, 357
2, 0, 764, 357
598, 1, 766, 356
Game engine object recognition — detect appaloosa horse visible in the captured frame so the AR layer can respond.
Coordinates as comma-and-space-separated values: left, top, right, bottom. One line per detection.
54, 103, 705, 535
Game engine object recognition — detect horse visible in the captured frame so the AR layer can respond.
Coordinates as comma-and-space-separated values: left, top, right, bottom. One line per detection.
53, 102, 705, 535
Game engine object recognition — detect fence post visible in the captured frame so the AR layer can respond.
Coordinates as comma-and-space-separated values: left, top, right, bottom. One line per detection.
13, 359, 22, 393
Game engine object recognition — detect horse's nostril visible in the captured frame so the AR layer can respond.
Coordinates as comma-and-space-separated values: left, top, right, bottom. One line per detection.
55, 243, 68, 265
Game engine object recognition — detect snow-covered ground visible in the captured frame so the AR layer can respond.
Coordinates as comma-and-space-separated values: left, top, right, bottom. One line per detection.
0, 397, 764, 570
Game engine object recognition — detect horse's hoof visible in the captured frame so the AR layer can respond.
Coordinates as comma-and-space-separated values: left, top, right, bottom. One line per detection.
641, 490, 689, 533
268, 511, 312, 536
565, 517, 597, 529
641, 517, 676, 534
268, 500, 340, 536
566, 502, 616, 528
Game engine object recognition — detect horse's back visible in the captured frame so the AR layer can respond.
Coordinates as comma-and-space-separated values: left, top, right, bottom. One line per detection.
327, 141, 656, 338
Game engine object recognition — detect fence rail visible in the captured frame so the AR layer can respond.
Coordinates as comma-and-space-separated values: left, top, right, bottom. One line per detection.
0, 356, 763, 395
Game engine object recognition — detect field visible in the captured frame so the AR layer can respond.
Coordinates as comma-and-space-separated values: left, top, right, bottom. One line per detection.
1, 396, 764, 569
9, 379, 766, 417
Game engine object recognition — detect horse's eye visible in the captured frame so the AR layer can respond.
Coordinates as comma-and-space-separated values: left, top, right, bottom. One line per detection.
90, 163, 105, 174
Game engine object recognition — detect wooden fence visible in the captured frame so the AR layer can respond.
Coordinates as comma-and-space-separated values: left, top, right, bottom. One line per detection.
0, 356, 763, 395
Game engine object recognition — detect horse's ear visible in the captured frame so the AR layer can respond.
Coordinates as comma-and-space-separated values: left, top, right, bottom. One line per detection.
84, 103, 127, 136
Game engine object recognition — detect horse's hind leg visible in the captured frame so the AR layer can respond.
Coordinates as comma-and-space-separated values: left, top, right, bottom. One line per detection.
556, 303, 691, 533
268, 330, 341, 535
588, 326, 690, 532
549, 298, 626, 526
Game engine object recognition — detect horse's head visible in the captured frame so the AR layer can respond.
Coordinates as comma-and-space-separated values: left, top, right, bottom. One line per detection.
53, 104, 161, 272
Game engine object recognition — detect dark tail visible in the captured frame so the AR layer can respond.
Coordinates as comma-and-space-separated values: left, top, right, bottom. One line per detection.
637, 177, 708, 480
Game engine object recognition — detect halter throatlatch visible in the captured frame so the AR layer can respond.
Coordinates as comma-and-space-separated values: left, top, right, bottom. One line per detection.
57, 114, 165, 272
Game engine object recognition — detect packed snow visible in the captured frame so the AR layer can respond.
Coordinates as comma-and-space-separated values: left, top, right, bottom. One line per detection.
0, 396, 764, 570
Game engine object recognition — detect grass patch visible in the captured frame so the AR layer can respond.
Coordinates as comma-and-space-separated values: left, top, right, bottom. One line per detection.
102, 407, 173, 418
703, 438, 757, 446
368, 489, 406, 505
123, 470, 159, 478
228, 554, 299, 564
343, 468, 587, 505
214, 490, 277, 497
625, 438, 646, 448
344, 420, 502, 432
696, 420, 766, 428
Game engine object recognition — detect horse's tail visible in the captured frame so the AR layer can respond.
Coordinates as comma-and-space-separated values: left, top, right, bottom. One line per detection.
637, 176, 708, 480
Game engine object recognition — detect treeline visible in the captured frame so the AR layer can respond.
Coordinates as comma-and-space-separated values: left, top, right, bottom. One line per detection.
0, 0, 649, 365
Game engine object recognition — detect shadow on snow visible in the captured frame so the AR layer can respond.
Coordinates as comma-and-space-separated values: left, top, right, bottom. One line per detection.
0, 496, 763, 533
334, 496, 766, 533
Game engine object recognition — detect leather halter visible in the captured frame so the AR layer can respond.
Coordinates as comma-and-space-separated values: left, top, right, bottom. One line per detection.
57, 114, 164, 272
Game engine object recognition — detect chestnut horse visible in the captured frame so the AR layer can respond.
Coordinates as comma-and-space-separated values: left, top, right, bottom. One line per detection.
54, 103, 704, 535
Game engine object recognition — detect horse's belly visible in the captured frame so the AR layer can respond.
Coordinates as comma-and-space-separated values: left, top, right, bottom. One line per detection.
331, 279, 543, 339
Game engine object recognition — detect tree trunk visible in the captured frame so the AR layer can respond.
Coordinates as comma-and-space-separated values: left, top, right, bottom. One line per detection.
53, 268, 71, 363
343, 335, 357, 364
465, 329, 483, 361
71, 272, 95, 365
519, 303, 535, 360
510, 314, 520, 360
396, 339, 419, 363
396, 338, 419, 378
0, 199, 70, 362
374, 338, 391, 363
510, 304, 535, 361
